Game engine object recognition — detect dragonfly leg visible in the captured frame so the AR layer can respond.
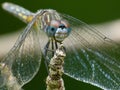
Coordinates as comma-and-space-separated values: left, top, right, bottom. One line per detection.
44, 40, 50, 74
55, 41, 58, 49
44, 40, 65, 74
44, 40, 50, 57
51, 39, 54, 56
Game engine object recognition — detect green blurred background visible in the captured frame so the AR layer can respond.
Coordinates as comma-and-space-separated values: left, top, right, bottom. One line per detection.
0, 0, 120, 90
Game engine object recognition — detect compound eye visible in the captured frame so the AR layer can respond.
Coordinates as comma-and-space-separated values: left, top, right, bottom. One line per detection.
61, 20, 70, 28
50, 20, 60, 28
59, 24, 66, 29
51, 27, 55, 31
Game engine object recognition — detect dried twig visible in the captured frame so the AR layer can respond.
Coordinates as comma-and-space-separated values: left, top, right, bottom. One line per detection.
46, 44, 66, 90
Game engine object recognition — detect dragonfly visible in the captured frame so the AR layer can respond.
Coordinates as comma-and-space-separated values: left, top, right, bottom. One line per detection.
1, 2, 120, 90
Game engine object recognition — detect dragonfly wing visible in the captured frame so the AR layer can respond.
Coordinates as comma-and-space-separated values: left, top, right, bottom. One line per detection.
60, 14, 120, 90
0, 14, 46, 89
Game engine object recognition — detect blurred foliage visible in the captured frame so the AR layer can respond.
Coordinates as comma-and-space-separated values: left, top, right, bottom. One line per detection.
0, 0, 120, 90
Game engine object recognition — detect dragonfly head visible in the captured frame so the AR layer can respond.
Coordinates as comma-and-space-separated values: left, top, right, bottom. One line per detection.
46, 20, 71, 42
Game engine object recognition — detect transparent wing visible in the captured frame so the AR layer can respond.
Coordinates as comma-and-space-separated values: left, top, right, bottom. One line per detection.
0, 14, 46, 89
61, 14, 120, 90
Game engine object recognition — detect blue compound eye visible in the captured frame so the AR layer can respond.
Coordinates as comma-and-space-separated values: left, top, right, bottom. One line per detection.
51, 27, 56, 31
46, 26, 57, 37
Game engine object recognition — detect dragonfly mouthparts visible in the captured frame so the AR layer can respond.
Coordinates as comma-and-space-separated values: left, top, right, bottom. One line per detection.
55, 28, 68, 42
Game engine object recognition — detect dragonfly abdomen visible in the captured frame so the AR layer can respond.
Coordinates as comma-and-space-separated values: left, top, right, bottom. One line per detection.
2, 2, 34, 23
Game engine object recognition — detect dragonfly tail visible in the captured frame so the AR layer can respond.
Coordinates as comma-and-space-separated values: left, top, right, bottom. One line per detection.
2, 2, 34, 23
